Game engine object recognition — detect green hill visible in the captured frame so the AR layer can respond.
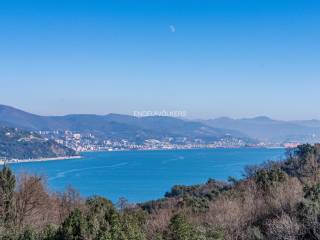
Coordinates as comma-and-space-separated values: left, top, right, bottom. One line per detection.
0, 126, 77, 160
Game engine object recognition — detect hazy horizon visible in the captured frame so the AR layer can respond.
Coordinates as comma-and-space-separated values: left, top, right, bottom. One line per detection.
1, 103, 320, 122
1, 0, 320, 120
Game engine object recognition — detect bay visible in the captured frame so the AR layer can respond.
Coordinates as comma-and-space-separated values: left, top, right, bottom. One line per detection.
10, 148, 285, 203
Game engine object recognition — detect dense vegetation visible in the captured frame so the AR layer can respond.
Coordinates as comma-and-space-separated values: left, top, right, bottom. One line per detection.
0, 126, 77, 160
2, 144, 320, 239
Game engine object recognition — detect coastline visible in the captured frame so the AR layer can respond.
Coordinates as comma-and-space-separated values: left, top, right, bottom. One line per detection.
0, 155, 81, 165
0, 146, 287, 165
83, 145, 286, 153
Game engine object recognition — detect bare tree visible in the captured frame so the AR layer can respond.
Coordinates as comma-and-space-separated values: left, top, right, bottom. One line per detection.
15, 174, 50, 230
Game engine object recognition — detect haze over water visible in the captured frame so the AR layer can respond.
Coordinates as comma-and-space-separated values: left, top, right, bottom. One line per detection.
10, 148, 285, 203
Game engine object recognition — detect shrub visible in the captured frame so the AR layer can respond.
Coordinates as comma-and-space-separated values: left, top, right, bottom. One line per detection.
255, 167, 287, 191
265, 213, 300, 240
57, 208, 88, 240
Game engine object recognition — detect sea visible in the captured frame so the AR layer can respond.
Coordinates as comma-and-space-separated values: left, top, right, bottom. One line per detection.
10, 148, 285, 203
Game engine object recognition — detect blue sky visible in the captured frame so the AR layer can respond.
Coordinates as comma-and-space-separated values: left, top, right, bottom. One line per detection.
0, 0, 319, 120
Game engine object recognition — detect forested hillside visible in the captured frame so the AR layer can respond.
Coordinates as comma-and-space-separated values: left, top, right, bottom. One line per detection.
1, 144, 320, 239
0, 126, 77, 160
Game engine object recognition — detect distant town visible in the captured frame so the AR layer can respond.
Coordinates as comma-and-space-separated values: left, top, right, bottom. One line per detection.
1, 104, 318, 155
37, 130, 299, 152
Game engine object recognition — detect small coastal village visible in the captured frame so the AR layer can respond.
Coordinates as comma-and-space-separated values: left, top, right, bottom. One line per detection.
38, 130, 298, 152
0, 127, 299, 164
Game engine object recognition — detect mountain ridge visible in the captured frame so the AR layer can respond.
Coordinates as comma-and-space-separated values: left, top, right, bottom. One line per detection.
0, 105, 251, 144
2, 104, 320, 144
203, 116, 320, 143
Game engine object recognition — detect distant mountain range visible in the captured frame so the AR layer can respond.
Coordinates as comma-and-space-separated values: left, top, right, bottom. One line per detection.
0, 105, 250, 144
0, 126, 77, 160
1, 104, 320, 144
202, 116, 320, 143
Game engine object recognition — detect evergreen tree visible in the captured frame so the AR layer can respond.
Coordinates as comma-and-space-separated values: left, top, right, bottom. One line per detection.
0, 165, 16, 226
109, 213, 127, 240
86, 196, 115, 238
120, 213, 146, 240
165, 213, 195, 240
18, 227, 36, 240
57, 208, 88, 240
41, 225, 58, 240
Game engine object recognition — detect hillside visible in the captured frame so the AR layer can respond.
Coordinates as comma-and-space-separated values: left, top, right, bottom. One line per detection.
137, 144, 320, 239
2, 144, 320, 239
0, 104, 251, 144
3, 104, 320, 145
203, 116, 320, 143
0, 126, 77, 160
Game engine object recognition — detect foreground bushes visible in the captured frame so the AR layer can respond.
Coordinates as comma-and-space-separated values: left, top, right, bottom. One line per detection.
0, 171, 147, 240
2, 144, 320, 239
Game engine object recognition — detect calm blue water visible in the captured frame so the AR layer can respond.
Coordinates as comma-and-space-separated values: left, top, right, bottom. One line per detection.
9, 148, 285, 203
